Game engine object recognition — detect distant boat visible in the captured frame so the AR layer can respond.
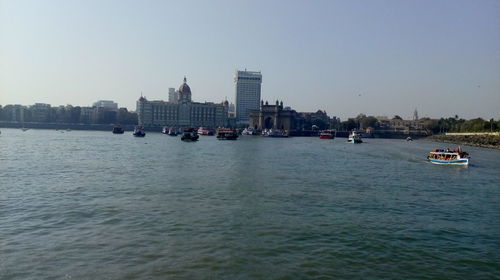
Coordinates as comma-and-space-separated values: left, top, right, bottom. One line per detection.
406, 136, 413, 141
181, 128, 199, 141
241, 127, 257, 135
112, 125, 125, 134
133, 126, 146, 137
427, 147, 469, 166
21, 127, 29, 132
348, 131, 362, 143
319, 130, 335, 139
216, 128, 238, 140
162, 127, 178, 136
168, 129, 178, 136
262, 129, 288, 138
197, 127, 214, 136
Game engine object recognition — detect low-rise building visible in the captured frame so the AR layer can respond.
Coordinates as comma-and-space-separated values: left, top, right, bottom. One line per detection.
378, 119, 425, 133
93, 100, 118, 111
80, 107, 95, 124
30, 103, 51, 123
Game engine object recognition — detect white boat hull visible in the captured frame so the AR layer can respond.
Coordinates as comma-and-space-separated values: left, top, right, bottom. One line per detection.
428, 158, 469, 165
348, 138, 362, 143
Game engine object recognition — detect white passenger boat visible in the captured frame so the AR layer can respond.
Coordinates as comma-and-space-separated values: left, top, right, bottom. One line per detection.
197, 127, 214, 136
262, 129, 288, 138
427, 147, 469, 166
133, 126, 146, 137
347, 131, 362, 143
241, 127, 257, 135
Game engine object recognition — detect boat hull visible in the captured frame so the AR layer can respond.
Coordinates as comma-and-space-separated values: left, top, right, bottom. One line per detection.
428, 158, 469, 165
181, 134, 199, 141
217, 135, 238, 140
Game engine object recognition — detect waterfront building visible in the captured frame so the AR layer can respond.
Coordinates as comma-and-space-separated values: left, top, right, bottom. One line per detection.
234, 70, 262, 125
168, 88, 178, 103
31, 103, 51, 123
137, 77, 228, 128
93, 100, 118, 110
228, 102, 236, 118
80, 107, 95, 123
0, 104, 28, 123
249, 100, 300, 131
248, 100, 336, 132
10, 105, 26, 123
378, 118, 425, 133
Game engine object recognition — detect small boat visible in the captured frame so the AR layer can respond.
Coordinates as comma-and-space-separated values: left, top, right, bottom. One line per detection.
162, 127, 178, 136
197, 127, 214, 136
427, 147, 469, 166
112, 125, 125, 134
21, 127, 29, 132
319, 130, 336, 139
241, 127, 257, 135
133, 126, 146, 137
406, 136, 413, 141
348, 131, 362, 143
262, 129, 289, 138
216, 128, 239, 140
168, 128, 178, 136
181, 128, 199, 141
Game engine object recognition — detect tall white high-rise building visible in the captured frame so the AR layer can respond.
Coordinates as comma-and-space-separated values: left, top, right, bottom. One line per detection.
168, 87, 178, 103
234, 70, 262, 124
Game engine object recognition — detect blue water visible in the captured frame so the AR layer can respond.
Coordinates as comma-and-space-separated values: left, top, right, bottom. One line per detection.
0, 128, 499, 279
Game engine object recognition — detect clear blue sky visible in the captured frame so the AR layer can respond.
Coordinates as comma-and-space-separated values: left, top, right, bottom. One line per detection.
1, 0, 499, 120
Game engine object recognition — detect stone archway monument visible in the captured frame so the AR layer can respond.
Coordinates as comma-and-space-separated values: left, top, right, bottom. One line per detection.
249, 100, 296, 131
264, 116, 274, 129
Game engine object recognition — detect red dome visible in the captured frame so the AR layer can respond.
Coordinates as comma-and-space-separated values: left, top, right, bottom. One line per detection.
179, 76, 191, 94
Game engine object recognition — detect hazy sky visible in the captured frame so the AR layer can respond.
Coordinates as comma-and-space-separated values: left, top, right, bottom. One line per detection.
1, 0, 499, 120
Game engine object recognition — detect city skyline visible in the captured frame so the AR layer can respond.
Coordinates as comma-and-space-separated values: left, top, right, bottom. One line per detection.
1, 0, 499, 120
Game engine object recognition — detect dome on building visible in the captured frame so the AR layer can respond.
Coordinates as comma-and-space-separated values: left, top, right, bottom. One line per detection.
179, 76, 191, 94
138, 93, 146, 102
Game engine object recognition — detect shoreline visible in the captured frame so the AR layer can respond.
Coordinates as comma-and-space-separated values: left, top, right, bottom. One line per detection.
427, 134, 500, 150
0, 122, 136, 132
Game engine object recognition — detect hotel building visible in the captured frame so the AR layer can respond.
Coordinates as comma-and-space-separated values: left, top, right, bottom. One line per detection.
234, 70, 262, 125
136, 77, 228, 129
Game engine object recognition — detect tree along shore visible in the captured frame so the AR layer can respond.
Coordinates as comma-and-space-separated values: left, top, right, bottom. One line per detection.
428, 134, 500, 150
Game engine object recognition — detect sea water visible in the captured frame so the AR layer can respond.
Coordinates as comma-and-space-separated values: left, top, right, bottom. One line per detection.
0, 128, 499, 279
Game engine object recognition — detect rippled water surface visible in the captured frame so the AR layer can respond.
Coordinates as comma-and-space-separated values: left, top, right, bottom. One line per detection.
1, 128, 499, 279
